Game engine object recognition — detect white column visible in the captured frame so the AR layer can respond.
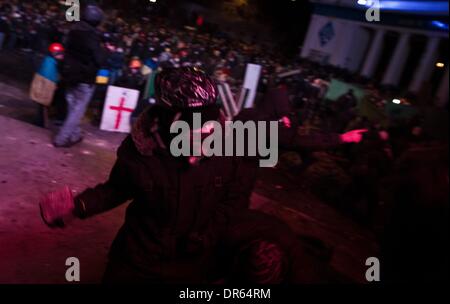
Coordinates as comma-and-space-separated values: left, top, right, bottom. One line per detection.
382, 32, 411, 86
435, 67, 449, 108
330, 21, 356, 68
360, 29, 386, 78
408, 36, 441, 93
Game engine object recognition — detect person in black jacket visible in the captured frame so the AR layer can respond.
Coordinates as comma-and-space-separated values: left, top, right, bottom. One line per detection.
380, 139, 449, 283
39, 67, 366, 283
0, 13, 9, 51
53, 4, 106, 147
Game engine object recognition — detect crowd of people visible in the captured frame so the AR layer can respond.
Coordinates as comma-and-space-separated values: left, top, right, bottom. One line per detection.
0, 1, 390, 93
0, 0, 413, 112
1, 0, 448, 283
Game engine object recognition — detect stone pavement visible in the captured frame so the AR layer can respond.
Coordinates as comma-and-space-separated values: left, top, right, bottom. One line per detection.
0, 115, 127, 283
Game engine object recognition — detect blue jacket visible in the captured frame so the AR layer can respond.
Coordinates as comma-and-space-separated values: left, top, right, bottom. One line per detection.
38, 56, 59, 83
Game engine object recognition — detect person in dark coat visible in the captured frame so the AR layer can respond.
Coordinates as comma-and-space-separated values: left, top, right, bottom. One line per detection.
39, 67, 367, 283
335, 89, 358, 132
53, 4, 107, 147
347, 128, 393, 226
115, 57, 146, 91
106, 44, 125, 86
0, 13, 10, 50
380, 140, 449, 283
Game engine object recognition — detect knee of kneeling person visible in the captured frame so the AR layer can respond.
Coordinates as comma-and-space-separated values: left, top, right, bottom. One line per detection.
230, 239, 288, 284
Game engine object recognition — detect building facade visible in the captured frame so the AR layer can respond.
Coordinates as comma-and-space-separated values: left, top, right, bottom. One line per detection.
301, 0, 449, 106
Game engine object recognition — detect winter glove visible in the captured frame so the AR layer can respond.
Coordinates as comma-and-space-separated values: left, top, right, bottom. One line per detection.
39, 186, 76, 228
340, 129, 368, 144
279, 116, 292, 128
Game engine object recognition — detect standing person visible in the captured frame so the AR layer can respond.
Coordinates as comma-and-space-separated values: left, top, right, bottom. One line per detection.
380, 137, 449, 283
335, 89, 358, 132
53, 4, 106, 148
336, 89, 358, 111
115, 57, 145, 91
106, 43, 125, 86
0, 13, 9, 51
5, 12, 18, 50
39, 68, 366, 283
30, 42, 65, 128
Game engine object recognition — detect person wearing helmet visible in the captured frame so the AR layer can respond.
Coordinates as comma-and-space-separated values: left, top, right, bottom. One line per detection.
48, 42, 64, 60
54, 4, 106, 147
33, 42, 65, 128
39, 67, 366, 283
129, 57, 143, 70
115, 57, 145, 91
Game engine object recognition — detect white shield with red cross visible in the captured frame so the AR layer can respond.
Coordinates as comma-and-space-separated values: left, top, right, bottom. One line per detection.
100, 86, 140, 133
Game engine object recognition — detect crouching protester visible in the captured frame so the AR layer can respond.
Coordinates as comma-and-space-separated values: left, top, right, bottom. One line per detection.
39, 68, 366, 284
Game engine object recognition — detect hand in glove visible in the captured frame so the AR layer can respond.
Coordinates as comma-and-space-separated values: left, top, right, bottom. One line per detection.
279, 116, 292, 129
340, 129, 368, 144
39, 186, 76, 228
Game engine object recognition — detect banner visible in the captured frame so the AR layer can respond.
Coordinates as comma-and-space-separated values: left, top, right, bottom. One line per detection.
100, 86, 140, 133
96, 69, 110, 85
143, 71, 157, 100
242, 64, 262, 108
324, 79, 366, 103
217, 82, 239, 119
29, 73, 57, 106
29, 56, 59, 106
358, 96, 389, 127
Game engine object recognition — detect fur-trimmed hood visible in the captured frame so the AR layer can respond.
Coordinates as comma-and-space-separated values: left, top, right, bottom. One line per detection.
131, 107, 166, 157
131, 105, 226, 157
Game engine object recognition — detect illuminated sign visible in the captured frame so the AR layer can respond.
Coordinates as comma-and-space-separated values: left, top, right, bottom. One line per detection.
357, 1, 449, 14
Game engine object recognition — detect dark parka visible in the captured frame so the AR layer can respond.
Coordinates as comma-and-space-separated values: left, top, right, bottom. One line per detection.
73, 99, 342, 283
61, 21, 106, 85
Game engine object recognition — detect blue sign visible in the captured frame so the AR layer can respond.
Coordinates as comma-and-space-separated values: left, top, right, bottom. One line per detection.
314, 4, 448, 32
357, 1, 448, 14
319, 22, 335, 46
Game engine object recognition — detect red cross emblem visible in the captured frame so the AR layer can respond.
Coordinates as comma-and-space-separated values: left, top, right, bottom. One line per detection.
109, 92, 134, 130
